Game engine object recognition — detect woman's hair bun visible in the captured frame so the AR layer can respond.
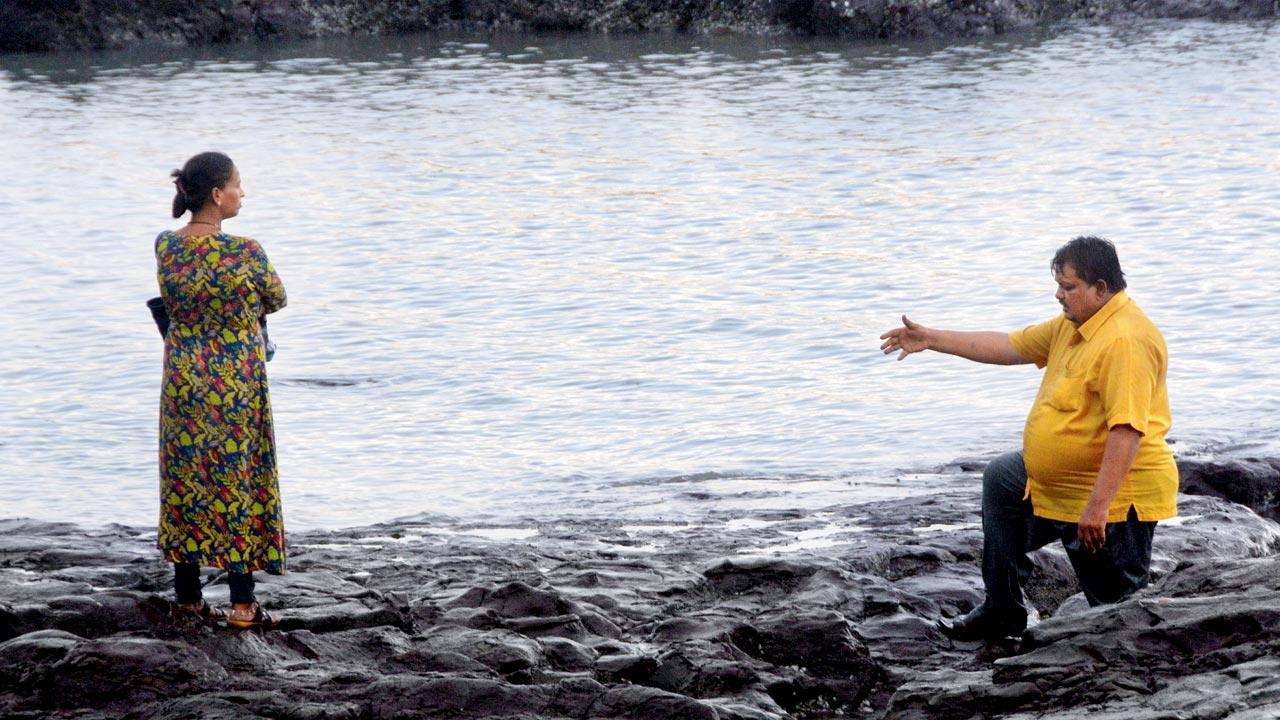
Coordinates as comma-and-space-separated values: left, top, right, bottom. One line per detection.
170, 152, 234, 220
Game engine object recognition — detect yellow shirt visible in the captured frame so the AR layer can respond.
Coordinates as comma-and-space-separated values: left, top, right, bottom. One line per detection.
1008, 291, 1177, 523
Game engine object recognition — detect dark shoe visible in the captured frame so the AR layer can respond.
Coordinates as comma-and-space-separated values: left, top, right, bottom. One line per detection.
939, 606, 1026, 642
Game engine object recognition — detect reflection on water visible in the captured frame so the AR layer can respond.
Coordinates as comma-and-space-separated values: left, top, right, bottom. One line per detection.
1, 21, 1277, 530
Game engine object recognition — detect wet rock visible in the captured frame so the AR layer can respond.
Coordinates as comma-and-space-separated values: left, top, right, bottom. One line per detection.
885, 552, 1280, 717
1090, 0, 1280, 22
738, 610, 877, 677
0, 629, 81, 688
885, 667, 1034, 719
194, 629, 306, 675
731, 610, 884, 713
703, 555, 824, 596
856, 609, 949, 662
7, 0, 1276, 53
653, 639, 759, 694
647, 612, 745, 643
0, 574, 94, 608
891, 564, 985, 619
0, 605, 20, 643
988, 590, 1280, 713
594, 651, 659, 684
507, 612, 591, 640
276, 599, 413, 634
1179, 457, 1280, 521
361, 675, 553, 718
446, 580, 622, 638
381, 646, 496, 675
1019, 544, 1082, 616
1149, 494, 1280, 569
5, 590, 155, 639
141, 696, 279, 720
539, 636, 598, 671
586, 683, 721, 720
885, 544, 958, 581
416, 625, 546, 679
5, 463, 1280, 719
274, 626, 413, 667
43, 636, 227, 707
445, 605, 509, 629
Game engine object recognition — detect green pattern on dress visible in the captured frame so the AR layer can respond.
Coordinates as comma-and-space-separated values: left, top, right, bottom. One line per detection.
156, 231, 287, 574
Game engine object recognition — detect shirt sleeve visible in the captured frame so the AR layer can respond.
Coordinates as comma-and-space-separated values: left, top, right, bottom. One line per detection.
1095, 335, 1156, 435
246, 238, 287, 316
1008, 317, 1058, 368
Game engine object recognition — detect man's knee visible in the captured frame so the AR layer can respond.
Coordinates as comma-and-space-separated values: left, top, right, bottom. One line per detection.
1070, 513, 1157, 605
982, 451, 1028, 502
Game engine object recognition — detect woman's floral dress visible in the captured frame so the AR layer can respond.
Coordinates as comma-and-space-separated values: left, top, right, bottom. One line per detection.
156, 231, 287, 575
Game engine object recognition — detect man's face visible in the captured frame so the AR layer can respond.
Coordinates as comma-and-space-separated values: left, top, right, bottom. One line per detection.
1055, 263, 1110, 324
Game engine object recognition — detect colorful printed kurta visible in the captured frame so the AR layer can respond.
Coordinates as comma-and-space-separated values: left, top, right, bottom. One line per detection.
156, 231, 287, 575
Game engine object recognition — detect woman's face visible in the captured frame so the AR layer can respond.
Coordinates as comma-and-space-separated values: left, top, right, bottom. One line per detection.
210, 167, 245, 219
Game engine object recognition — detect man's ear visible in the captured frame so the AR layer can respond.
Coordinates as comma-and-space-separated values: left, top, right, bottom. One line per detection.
1094, 279, 1111, 295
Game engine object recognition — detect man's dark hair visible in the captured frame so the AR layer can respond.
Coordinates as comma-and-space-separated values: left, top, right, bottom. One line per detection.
1051, 236, 1126, 292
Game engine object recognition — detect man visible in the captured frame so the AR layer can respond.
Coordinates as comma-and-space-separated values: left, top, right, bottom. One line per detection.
879, 236, 1177, 641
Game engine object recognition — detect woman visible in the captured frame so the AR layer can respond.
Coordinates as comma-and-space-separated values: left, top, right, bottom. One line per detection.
156, 151, 287, 629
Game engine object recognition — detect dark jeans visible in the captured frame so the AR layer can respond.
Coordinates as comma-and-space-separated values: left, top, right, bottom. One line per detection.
174, 563, 256, 605
980, 450, 1156, 619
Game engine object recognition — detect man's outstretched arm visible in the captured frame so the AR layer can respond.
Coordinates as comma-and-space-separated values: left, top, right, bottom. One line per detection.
880, 315, 1029, 365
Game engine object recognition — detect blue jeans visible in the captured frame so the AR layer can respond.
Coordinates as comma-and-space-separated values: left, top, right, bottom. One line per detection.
981, 451, 1156, 618
174, 563, 256, 605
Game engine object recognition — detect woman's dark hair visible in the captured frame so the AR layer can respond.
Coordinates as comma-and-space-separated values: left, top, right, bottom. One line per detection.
170, 151, 235, 219
1051, 235, 1126, 292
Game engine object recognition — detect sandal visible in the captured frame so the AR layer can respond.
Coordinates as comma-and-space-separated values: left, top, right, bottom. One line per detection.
178, 599, 227, 625
226, 602, 279, 630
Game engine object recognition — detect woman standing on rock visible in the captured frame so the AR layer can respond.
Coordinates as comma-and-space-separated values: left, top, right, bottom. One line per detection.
155, 151, 286, 629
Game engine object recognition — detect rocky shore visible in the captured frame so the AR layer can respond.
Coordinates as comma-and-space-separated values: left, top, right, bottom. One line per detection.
2, 0, 1278, 53
4, 456, 1280, 719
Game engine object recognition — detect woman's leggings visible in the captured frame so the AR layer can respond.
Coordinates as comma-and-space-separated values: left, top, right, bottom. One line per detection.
174, 563, 256, 604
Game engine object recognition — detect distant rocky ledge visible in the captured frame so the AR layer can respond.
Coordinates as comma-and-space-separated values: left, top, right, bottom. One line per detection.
4, 456, 1280, 719
2, 0, 1277, 53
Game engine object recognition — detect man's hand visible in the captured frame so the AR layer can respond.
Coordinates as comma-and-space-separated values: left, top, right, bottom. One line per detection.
1078, 499, 1109, 553
1078, 424, 1144, 553
880, 318, 1028, 365
880, 315, 932, 360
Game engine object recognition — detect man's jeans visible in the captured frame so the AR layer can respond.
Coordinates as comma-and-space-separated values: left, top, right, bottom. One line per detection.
981, 450, 1157, 618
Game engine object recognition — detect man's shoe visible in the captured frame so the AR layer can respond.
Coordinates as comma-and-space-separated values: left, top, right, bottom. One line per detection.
938, 606, 1026, 642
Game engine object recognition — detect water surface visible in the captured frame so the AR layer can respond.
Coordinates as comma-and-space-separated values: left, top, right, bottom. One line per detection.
1, 21, 1277, 530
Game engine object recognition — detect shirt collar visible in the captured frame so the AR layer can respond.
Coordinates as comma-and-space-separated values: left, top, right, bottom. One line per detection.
1075, 290, 1129, 341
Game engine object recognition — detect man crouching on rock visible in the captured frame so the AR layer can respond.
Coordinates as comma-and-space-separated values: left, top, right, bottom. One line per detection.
879, 236, 1178, 641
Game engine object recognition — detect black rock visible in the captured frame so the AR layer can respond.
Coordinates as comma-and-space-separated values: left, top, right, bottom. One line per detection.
5, 461, 1280, 719
4, 0, 1277, 53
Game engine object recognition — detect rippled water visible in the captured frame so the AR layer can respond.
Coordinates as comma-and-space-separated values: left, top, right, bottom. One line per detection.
2, 21, 1277, 530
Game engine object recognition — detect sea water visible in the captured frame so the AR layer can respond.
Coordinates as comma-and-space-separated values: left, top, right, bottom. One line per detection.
1, 21, 1277, 529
